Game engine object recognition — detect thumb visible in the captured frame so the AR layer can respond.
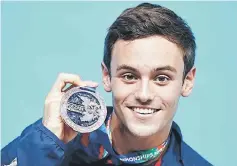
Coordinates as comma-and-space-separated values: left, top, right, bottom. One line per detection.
81, 81, 99, 88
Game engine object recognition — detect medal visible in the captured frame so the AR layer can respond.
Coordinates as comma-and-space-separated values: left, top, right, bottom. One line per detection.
60, 86, 107, 133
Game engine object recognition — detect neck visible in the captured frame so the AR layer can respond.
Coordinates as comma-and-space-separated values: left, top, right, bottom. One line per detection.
110, 112, 172, 154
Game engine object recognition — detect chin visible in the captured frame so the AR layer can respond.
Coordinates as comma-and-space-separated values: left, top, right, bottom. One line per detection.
126, 123, 162, 137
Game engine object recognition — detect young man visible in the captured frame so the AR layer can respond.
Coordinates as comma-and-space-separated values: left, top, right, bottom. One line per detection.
1, 3, 212, 166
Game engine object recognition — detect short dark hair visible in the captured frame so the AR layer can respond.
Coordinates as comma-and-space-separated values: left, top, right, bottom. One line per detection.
103, 3, 196, 77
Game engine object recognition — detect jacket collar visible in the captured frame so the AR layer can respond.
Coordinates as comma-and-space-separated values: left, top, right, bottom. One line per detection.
162, 121, 184, 166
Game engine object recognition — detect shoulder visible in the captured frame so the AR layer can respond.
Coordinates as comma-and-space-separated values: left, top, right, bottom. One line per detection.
181, 140, 213, 166
171, 122, 212, 166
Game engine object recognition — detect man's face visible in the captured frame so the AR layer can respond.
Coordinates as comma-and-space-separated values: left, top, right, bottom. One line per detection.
102, 36, 195, 137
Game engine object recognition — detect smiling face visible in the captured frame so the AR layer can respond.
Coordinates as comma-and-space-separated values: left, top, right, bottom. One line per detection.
102, 35, 196, 137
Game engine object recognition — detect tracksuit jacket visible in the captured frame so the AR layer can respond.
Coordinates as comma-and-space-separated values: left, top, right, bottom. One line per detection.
1, 107, 212, 166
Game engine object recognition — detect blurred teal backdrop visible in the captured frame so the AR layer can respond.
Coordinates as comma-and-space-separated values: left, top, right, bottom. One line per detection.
2, 2, 237, 165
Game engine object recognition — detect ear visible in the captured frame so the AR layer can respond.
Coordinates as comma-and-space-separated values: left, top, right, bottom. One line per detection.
181, 67, 196, 97
101, 62, 112, 92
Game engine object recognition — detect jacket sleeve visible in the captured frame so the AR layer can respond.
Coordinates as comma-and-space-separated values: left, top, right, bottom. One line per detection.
1, 118, 67, 166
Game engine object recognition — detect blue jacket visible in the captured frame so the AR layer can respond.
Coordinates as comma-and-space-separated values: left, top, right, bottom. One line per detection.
1, 107, 212, 166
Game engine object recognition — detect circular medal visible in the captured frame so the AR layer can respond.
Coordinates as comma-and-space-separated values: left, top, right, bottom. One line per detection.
60, 86, 107, 133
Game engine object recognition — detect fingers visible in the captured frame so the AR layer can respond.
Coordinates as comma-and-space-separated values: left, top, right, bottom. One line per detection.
51, 73, 81, 92
51, 73, 98, 93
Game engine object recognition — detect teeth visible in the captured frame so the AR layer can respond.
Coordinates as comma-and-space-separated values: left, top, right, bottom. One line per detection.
132, 108, 157, 114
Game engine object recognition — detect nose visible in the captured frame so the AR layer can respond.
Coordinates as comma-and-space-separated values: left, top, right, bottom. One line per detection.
135, 79, 154, 103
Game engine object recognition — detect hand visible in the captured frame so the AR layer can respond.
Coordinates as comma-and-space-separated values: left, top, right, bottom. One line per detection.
42, 73, 98, 143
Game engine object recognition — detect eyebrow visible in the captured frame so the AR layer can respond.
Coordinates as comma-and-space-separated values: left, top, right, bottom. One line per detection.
153, 65, 177, 73
116, 65, 138, 72
116, 64, 177, 73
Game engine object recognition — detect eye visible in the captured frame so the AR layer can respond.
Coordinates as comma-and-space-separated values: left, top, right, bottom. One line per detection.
122, 73, 137, 81
154, 75, 170, 85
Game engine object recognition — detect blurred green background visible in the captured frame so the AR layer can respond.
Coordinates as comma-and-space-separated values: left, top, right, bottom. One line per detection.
2, 2, 237, 165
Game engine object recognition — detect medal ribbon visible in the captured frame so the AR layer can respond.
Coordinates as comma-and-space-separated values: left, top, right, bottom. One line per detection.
80, 86, 96, 93
117, 140, 168, 164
